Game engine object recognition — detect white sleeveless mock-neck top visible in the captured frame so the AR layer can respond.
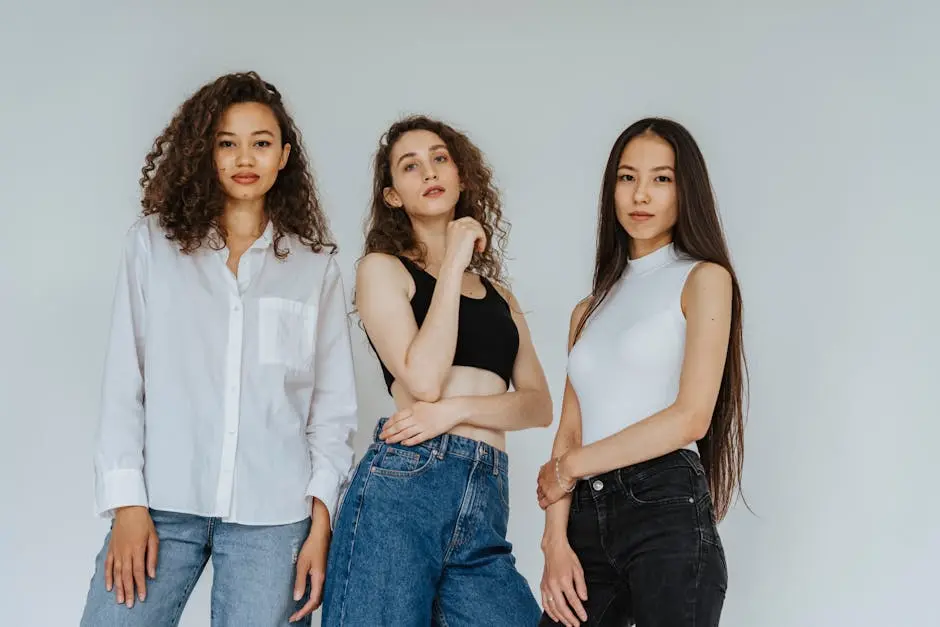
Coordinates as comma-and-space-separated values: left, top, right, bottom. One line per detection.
568, 243, 701, 452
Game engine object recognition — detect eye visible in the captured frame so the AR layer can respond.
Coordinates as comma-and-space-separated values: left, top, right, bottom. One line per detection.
218, 140, 234, 148
255, 140, 271, 148
403, 162, 417, 172
618, 174, 635, 182
656, 175, 673, 183
434, 154, 449, 163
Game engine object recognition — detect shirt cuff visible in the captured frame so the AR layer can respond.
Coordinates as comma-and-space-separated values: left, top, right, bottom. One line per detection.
305, 468, 344, 530
96, 469, 148, 518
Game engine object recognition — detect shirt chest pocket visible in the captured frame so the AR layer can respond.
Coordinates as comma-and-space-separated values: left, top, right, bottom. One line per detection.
258, 297, 318, 372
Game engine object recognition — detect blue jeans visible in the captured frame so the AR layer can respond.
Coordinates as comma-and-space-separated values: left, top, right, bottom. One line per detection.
321, 418, 540, 626
80, 510, 312, 626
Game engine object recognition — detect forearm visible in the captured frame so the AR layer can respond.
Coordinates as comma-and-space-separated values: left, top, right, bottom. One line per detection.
564, 403, 702, 480
402, 267, 463, 397
446, 388, 552, 432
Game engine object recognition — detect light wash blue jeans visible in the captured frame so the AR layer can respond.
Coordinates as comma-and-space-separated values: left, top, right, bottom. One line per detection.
80, 509, 312, 626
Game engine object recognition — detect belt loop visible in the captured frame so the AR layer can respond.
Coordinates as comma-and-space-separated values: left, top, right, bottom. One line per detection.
492, 449, 499, 476
436, 433, 449, 460
372, 418, 385, 443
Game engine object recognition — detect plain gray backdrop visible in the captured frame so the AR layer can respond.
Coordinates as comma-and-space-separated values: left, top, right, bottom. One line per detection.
1, 1, 937, 625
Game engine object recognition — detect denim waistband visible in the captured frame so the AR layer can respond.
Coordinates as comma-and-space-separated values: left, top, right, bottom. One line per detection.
373, 417, 509, 475
575, 448, 704, 501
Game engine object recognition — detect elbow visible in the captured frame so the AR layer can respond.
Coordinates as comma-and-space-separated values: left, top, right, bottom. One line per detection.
532, 390, 554, 428
681, 406, 712, 442
401, 374, 444, 403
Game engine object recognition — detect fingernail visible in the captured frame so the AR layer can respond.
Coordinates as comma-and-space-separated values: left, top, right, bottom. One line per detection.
294, 591, 301, 601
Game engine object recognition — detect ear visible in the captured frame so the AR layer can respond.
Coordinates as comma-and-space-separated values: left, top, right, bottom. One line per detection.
383, 186, 403, 208
278, 143, 292, 170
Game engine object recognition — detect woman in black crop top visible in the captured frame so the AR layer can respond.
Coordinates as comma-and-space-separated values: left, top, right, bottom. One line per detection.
321, 115, 552, 626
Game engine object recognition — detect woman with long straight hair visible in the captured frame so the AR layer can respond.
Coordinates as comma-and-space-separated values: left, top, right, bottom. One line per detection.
535, 117, 746, 626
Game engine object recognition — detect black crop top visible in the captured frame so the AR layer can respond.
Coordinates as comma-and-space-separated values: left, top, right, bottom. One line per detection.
369, 256, 520, 395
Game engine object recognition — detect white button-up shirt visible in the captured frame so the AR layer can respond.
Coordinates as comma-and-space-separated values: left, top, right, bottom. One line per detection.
93, 215, 358, 526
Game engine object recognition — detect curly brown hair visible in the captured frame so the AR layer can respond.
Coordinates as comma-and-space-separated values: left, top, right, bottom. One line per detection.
139, 71, 334, 258
363, 115, 509, 283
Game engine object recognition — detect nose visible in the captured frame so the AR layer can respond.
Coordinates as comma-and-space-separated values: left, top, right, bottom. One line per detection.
236, 145, 255, 167
422, 163, 438, 181
633, 182, 650, 204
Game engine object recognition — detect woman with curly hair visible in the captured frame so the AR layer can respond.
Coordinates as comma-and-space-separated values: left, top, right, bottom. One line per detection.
80, 71, 358, 627
320, 115, 551, 626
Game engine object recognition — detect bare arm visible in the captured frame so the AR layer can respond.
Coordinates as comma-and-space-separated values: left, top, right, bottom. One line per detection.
356, 218, 484, 402
356, 253, 462, 402
541, 300, 588, 546
444, 285, 552, 431
560, 263, 733, 481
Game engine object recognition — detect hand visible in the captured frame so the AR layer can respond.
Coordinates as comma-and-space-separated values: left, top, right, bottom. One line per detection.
537, 453, 577, 510
289, 501, 331, 623
105, 506, 158, 608
380, 400, 459, 446
540, 537, 589, 626
443, 216, 487, 273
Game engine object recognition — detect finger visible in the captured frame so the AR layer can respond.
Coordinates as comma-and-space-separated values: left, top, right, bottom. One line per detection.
147, 533, 159, 579
290, 572, 324, 622
385, 424, 421, 444
293, 559, 308, 602
541, 590, 559, 624
114, 557, 124, 604
122, 555, 135, 608
574, 566, 588, 601
562, 579, 588, 623
550, 582, 580, 626
402, 431, 432, 446
104, 550, 114, 592
381, 416, 412, 440
133, 546, 147, 601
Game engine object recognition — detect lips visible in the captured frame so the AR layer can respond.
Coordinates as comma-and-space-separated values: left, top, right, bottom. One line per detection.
423, 185, 445, 198
629, 211, 654, 221
232, 172, 260, 185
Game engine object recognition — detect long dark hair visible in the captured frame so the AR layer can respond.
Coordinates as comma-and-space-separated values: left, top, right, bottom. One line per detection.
362, 115, 509, 283
140, 71, 335, 258
575, 117, 747, 521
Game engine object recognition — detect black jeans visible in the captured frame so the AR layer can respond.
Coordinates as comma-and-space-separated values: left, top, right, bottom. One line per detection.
539, 449, 728, 627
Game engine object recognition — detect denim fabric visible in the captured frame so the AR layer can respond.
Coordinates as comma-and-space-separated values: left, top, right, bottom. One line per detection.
80, 509, 312, 626
539, 449, 728, 627
321, 418, 540, 626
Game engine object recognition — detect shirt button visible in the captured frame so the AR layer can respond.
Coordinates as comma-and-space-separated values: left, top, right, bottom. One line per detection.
592, 480, 604, 491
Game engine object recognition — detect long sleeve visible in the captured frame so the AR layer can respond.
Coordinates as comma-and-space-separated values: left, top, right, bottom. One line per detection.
305, 255, 358, 527
94, 225, 149, 517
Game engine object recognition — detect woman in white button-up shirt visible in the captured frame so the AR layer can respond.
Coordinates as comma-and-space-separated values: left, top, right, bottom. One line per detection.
80, 72, 358, 627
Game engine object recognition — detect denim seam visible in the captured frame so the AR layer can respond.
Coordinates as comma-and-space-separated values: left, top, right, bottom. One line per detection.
442, 460, 479, 565
172, 548, 209, 626
689, 492, 707, 627
337, 464, 375, 626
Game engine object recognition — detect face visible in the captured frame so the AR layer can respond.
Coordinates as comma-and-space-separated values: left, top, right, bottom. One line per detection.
614, 132, 678, 252
214, 102, 290, 203
383, 130, 462, 217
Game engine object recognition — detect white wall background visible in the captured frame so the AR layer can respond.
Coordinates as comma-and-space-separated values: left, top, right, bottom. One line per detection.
1, 1, 937, 625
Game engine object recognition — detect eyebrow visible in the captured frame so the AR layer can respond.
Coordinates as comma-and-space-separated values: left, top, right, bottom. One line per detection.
216, 130, 275, 137
395, 144, 449, 167
617, 164, 675, 172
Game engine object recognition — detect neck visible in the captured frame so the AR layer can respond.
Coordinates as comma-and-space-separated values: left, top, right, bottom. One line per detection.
223, 197, 266, 240
410, 212, 454, 268
629, 232, 673, 259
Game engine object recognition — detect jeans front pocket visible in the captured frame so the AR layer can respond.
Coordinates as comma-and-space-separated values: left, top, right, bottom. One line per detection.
627, 464, 696, 506
369, 443, 436, 478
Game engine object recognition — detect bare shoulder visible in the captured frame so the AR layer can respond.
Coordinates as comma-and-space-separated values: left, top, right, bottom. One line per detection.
357, 252, 407, 282
688, 261, 732, 292
570, 296, 591, 324
683, 262, 732, 315
356, 252, 412, 297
